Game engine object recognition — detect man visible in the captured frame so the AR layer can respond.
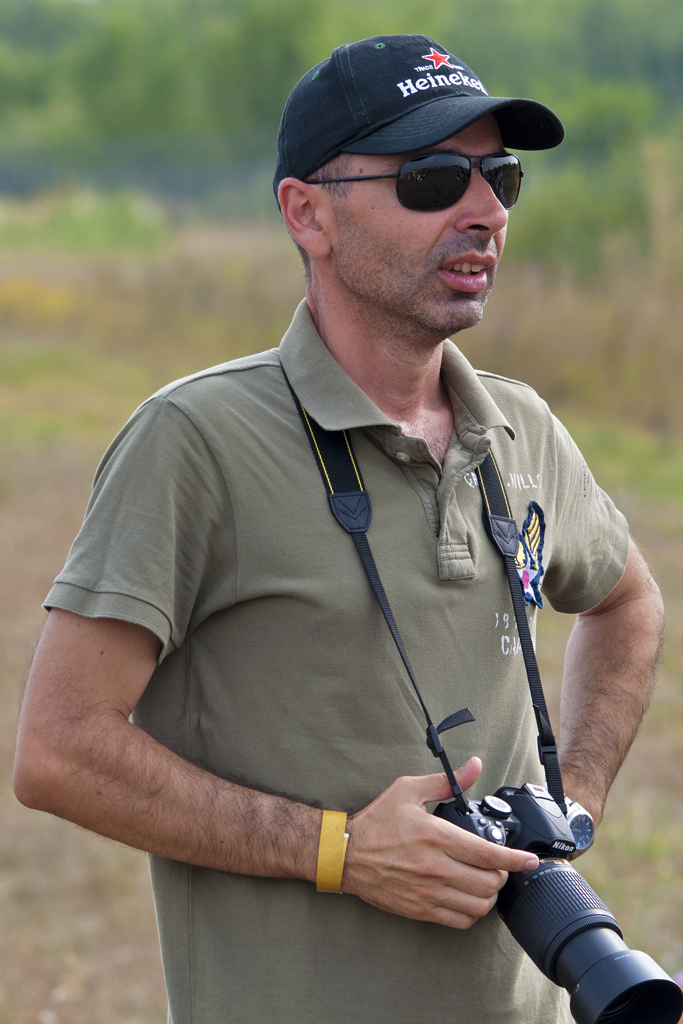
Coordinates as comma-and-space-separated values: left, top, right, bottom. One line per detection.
14, 34, 662, 1024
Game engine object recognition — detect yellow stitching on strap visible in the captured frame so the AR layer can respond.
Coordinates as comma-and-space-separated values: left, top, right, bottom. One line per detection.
316, 810, 349, 893
477, 465, 492, 516
300, 404, 334, 493
343, 431, 363, 490
489, 452, 513, 517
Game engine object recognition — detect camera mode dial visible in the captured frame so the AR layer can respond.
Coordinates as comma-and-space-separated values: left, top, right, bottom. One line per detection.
481, 795, 512, 819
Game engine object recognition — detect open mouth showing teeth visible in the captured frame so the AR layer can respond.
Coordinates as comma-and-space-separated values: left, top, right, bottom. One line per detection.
450, 263, 485, 274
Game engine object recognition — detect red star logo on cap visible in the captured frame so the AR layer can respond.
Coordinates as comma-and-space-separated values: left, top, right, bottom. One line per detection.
421, 48, 455, 70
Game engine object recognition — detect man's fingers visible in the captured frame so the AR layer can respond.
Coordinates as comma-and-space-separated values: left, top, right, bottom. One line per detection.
401, 882, 500, 929
409, 772, 458, 806
410, 757, 483, 808
426, 888, 500, 930
472, 838, 538, 874
453, 755, 482, 793
443, 860, 508, 899
366, 866, 503, 930
424, 811, 539, 874
444, 826, 538, 874
428, 906, 481, 930
435, 886, 500, 921
406, 841, 509, 900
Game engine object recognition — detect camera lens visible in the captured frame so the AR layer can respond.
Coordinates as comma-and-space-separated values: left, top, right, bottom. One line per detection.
556, 928, 682, 1024
498, 859, 683, 1024
595, 981, 682, 1023
598, 987, 641, 1018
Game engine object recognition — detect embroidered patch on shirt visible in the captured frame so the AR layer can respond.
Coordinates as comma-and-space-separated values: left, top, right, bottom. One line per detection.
515, 502, 546, 608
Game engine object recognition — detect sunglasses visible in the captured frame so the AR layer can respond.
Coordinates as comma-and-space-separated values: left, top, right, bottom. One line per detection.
307, 152, 523, 212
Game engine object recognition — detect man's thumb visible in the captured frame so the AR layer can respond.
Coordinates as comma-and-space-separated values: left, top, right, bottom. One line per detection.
414, 757, 483, 806
454, 755, 482, 793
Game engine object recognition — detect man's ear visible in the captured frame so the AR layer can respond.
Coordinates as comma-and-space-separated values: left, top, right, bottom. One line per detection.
278, 178, 334, 261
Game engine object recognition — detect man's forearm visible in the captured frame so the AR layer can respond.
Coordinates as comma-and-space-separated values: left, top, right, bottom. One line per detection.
15, 610, 540, 931
14, 610, 322, 879
558, 541, 663, 823
17, 706, 323, 878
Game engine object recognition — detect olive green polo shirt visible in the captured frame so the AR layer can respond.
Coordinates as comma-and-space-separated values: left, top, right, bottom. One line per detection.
46, 299, 629, 1024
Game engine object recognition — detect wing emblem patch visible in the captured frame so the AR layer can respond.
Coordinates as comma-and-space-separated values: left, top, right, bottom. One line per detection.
514, 501, 546, 608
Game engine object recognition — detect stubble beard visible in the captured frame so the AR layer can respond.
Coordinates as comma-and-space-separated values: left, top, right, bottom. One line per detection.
330, 206, 498, 349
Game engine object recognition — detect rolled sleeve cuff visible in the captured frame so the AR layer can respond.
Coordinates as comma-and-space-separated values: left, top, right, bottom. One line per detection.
44, 582, 173, 661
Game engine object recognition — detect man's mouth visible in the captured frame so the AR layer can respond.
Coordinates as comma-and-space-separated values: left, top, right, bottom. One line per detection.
449, 262, 486, 274
439, 258, 492, 293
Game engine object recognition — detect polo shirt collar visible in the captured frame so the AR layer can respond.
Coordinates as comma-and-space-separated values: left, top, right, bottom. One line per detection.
279, 298, 514, 441
442, 344, 516, 445
280, 299, 393, 431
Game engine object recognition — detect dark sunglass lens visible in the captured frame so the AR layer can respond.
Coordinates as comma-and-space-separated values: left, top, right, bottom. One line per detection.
396, 155, 470, 211
481, 156, 522, 209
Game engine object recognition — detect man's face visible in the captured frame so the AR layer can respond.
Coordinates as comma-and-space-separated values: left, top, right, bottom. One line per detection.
325, 114, 509, 341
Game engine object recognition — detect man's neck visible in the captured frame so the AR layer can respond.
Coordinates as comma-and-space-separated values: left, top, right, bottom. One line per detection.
305, 288, 454, 462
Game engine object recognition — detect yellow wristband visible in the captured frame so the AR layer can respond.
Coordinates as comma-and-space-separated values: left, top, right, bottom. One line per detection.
316, 810, 349, 893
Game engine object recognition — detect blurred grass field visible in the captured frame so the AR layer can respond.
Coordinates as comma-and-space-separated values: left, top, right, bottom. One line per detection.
0, 203, 682, 1022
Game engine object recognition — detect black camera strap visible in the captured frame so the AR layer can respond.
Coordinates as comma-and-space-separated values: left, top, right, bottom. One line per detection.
283, 373, 470, 814
476, 455, 566, 814
284, 370, 565, 815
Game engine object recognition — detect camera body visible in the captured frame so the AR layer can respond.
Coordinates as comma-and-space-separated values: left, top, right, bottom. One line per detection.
433, 781, 576, 857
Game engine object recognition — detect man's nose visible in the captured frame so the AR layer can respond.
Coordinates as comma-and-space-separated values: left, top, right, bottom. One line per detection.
450, 165, 508, 236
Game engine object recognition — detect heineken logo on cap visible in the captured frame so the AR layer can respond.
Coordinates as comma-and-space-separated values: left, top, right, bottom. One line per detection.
397, 65, 489, 99
420, 48, 456, 70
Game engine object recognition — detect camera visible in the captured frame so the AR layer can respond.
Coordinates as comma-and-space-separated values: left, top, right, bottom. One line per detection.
434, 783, 683, 1024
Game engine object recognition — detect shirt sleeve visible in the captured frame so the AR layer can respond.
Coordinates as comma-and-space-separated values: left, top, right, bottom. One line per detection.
542, 414, 630, 614
44, 394, 237, 660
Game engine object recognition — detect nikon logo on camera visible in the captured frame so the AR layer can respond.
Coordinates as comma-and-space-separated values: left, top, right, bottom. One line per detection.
552, 840, 575, 853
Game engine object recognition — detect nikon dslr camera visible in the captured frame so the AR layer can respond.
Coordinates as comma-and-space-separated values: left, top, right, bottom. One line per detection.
434, 783, 683, 1024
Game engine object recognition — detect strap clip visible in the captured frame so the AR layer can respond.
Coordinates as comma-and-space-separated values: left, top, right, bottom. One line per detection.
537, 735, 559, 766
426, 724, 444, 757
489, 515, 519, 557
328, 491, 372, 534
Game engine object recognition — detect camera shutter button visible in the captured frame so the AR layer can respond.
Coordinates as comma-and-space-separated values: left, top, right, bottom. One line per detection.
481, 795, 512, 819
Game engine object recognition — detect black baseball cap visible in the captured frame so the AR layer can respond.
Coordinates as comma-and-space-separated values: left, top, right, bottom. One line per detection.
274, 34, 564, 196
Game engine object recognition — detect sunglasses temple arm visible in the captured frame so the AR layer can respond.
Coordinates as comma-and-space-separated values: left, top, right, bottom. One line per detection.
306, 174, 399, 184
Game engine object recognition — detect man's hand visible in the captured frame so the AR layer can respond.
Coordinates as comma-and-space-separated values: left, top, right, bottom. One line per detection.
343, 764, 538, 930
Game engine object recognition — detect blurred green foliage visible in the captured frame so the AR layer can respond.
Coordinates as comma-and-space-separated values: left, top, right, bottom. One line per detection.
0, 0, 681, 269
0, 189, 168, 252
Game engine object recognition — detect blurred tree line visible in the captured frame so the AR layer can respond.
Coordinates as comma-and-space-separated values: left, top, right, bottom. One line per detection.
0, 0, 682, 270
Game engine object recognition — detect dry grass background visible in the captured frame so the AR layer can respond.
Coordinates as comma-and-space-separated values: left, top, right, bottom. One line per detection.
0, 222, 682, 1022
